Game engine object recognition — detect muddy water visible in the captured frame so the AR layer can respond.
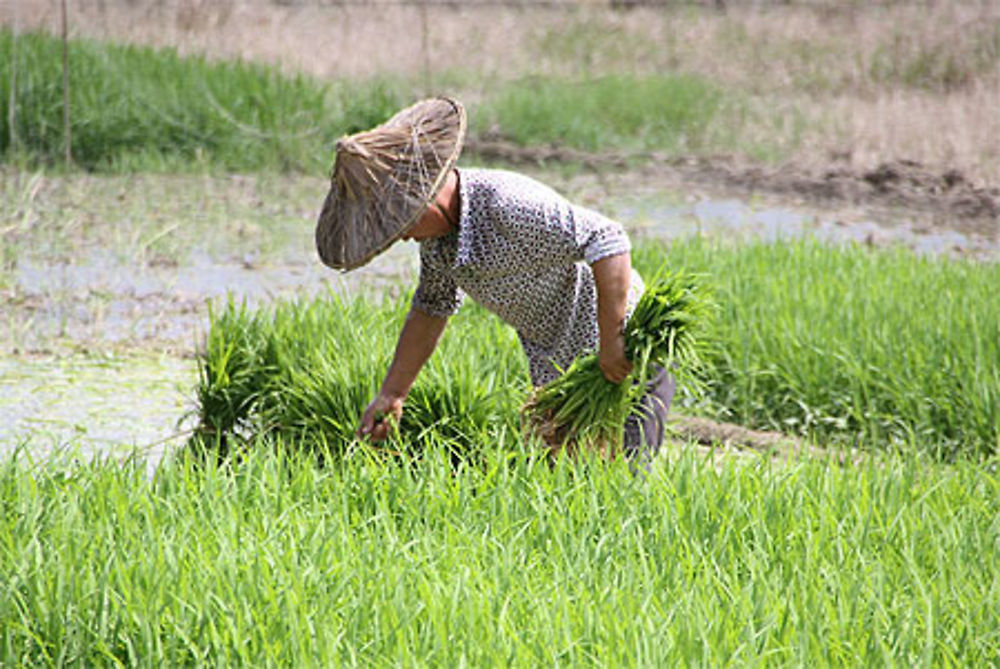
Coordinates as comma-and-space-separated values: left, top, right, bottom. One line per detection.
2, 242, 418, 470
614, 196, 999, 261
4, 186, 998, 470
8, 243, 419, 348
0, 354, 197, 477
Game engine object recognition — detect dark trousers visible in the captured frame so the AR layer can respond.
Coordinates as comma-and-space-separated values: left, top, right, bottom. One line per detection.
623, 365, 675, 469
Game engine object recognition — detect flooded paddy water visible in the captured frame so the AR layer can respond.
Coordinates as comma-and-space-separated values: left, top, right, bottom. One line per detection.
0, 354, 193, 476
617, 196, 998, 259
2, 169, 997, 469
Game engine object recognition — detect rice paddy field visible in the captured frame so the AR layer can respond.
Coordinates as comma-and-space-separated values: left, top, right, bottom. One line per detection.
4, 443, 1000, 664
190, 241, 1000, 461
3, 1, 1000, 665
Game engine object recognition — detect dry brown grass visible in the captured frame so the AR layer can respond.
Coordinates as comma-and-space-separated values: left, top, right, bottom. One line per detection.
5, 0, 999, 184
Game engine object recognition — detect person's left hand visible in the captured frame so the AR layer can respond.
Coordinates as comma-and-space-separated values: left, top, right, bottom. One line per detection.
599, 334, 633, 384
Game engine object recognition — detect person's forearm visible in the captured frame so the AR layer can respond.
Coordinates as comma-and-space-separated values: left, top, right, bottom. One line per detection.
592, 252, 632, 347
380, 307, 449, 400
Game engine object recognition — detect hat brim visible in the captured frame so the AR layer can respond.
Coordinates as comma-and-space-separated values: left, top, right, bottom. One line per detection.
316, 97, 467, 271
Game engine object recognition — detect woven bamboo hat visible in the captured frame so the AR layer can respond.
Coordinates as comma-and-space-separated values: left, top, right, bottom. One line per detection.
315, 97, 467, 271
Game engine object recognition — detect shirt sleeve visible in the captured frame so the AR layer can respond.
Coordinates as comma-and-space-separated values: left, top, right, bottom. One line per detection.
411, 243, 464, 318
569, 203, 632, 265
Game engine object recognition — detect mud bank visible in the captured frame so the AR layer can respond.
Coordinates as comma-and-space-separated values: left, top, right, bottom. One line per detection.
469, 142, 1000, 232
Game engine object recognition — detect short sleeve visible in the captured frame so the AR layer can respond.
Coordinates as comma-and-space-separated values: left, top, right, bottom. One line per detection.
411, 241, 464, 318
570, 204, 632, 265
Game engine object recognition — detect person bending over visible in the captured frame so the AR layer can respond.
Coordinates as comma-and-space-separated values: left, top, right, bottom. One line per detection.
315, 97, 674, 465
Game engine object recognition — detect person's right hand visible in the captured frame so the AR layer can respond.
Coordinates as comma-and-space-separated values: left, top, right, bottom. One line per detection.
599, 331, 633, 384
358, 392, 404, 441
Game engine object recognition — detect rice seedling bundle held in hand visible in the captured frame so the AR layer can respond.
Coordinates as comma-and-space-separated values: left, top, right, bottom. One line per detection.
523, 270, 711, 456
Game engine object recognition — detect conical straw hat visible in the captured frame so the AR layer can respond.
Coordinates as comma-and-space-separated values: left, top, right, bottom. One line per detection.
316, 97, 467, 271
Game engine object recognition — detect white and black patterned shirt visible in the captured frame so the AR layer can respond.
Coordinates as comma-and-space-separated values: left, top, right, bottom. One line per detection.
412, 168, 644, 386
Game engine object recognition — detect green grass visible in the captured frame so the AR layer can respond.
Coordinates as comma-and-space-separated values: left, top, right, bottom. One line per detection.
2, 30, 730, 172
474, 74, 723, 154
194, 239, 1000, 460
2, 443, 999, 664
0, 29, 409, 172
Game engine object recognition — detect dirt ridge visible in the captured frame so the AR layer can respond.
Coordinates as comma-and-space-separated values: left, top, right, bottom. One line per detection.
466, 140, 1000, 226
671, 416, 865, 465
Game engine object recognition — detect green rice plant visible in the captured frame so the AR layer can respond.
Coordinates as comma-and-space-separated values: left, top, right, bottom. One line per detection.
191, 290, 528, 459
623, 270, 712, 368
633, 238, 1000, 458
522, 270, 713, 455
0, 30, 728, 173
193, 237, 1000, 460
0, 30, 323, 171
2, 442, 1000, 664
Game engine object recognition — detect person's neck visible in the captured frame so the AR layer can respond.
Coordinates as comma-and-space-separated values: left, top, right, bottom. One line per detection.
437, 170, 460, 230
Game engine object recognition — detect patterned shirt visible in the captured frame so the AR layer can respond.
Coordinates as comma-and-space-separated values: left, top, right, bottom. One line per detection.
412, 168, 644, 386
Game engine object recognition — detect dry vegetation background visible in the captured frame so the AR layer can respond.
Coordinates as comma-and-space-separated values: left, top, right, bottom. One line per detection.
4, 0, 1000, 185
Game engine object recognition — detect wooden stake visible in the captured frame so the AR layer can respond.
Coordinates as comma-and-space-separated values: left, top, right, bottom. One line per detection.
7, 3, 17, 152
61, 0, 72, 165
419, 0, 431, 95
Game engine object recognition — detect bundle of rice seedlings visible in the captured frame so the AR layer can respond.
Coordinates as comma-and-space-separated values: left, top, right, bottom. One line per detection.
522, 270, 712, 457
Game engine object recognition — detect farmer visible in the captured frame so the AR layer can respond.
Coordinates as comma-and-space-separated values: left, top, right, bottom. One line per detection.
315, 97, 674, 465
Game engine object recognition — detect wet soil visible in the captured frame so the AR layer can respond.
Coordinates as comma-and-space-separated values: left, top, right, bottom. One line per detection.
670, 416, 865, 467
469, 141, 1000, 235
672, 157, 1000, 229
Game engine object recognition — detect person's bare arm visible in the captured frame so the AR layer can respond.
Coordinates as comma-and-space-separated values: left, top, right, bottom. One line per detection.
358, 307, 449, 440
592, 252, 633, 384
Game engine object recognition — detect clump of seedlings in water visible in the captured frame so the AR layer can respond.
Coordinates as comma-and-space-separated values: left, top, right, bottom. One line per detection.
523, 270, 712, 458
